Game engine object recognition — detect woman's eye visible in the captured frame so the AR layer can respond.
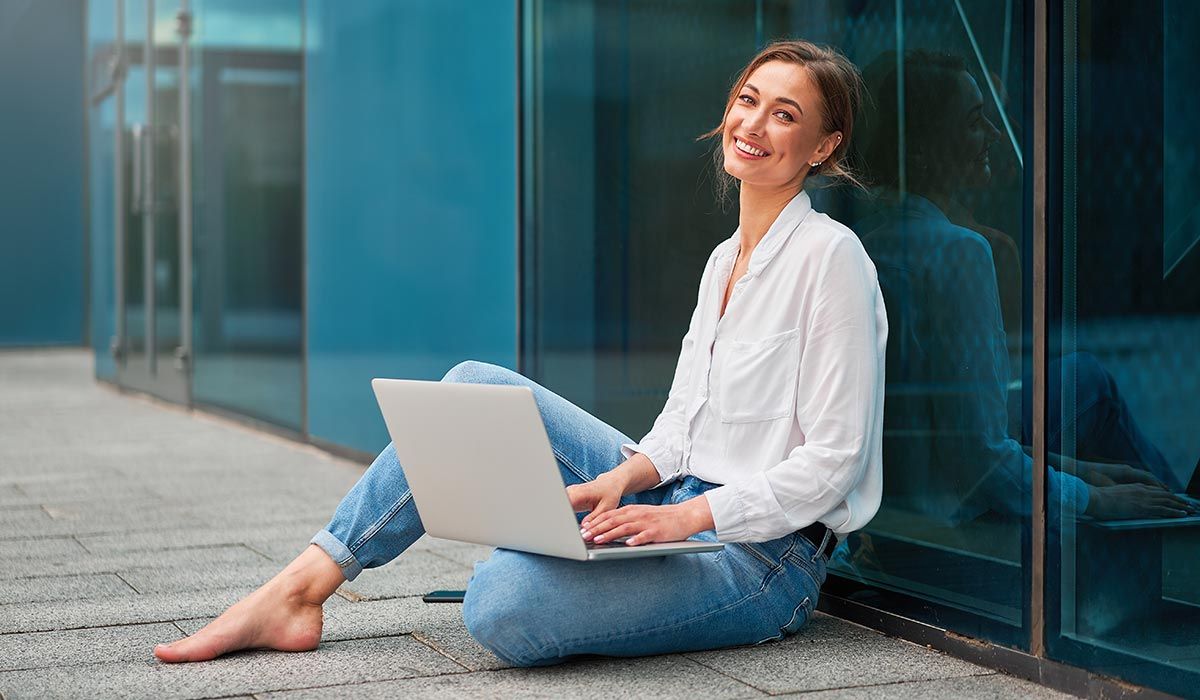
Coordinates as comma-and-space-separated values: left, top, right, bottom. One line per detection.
738, 94, 755, 105
775, 111, 794, 122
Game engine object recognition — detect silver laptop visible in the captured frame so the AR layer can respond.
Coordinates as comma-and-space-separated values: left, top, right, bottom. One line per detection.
371, 378, 723, 561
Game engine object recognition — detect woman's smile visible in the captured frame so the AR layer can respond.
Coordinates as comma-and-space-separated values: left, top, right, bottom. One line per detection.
734, 137, 771, 159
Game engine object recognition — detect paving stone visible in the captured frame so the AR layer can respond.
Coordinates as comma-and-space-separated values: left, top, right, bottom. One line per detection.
0, 572, 135, 604
0, 543, 269, 580
0, 634, 464, 699
175, 596, 503, 672
408, 536, 494, 569
0, 586, 257, 634
0, 536, 88, 559
0, 623, 181, 672
789, 672, 1075, 699
77, 522, 324, 555
257, 654, 764, 699
685, 613, 990, 694
335, 551, 472, 601
119, 563, 283, 595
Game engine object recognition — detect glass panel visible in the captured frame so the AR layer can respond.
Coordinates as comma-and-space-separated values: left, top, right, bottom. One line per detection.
524, 0, 1032, 648
88, 0, 119, 378
305, 0, 517, 451
1048, 0, 1200, 694
189, 0, 304, 429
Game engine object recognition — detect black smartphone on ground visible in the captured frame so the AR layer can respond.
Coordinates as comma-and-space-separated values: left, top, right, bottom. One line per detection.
422, 589, 466, 603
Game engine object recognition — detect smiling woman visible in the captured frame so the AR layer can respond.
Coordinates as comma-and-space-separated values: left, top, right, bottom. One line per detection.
152, 39, 887, 669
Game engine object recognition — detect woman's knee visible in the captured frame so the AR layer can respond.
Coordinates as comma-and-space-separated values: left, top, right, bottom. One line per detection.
461, 556, 564, 667
441, 360, 521, 386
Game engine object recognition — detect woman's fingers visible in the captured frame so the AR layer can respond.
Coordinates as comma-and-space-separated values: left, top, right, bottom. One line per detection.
592, 522, 644, 544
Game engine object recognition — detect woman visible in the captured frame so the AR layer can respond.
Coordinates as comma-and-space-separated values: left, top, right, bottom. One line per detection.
154, 39, 886, 667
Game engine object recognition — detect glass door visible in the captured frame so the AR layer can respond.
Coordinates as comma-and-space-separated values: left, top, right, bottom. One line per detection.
110, 0, 193, 404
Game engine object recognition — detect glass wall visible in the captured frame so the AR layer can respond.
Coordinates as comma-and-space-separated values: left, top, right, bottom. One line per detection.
524, 0, 1034, 649
305, 0, 518, 452
188, 0, 305, 429
1048, 0, 1200, 694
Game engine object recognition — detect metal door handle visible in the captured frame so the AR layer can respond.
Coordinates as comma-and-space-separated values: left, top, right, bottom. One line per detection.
131, 123, 144, 213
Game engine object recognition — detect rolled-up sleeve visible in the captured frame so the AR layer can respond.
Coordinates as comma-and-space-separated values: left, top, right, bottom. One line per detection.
706, 237, 885, 541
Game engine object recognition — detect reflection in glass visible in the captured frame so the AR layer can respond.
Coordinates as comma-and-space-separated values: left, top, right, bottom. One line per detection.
1049, 0, 1200, 695
189, 0, 304, 429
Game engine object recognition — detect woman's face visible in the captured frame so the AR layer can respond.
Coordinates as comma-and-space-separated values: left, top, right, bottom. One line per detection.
721, 60, 841, 190
932, 71, 1002, 188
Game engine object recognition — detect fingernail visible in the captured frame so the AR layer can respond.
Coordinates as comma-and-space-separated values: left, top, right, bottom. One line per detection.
580, 529, 590, 538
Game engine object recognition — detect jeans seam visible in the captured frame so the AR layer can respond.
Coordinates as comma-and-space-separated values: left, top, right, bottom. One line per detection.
349, 490, 413, 553
552, 445, 591, 484
755, 594, 812, 644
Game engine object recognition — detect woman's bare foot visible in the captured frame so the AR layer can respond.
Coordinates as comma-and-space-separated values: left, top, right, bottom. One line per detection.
154, 544, 345, 663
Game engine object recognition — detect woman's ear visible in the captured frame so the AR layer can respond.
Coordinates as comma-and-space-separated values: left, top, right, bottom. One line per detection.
809, 131, 843, 167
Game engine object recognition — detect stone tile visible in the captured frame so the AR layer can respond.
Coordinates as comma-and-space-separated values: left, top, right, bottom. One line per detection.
258, 655, 764, 699
0, 572, 135, 604
77, 522, 323, 555
0, 536, 88, 559
0, 623, 181, 672
0, 634, 464, 699
119, 563, 283, 595
789, 672, 1075, 699
174, 596, 503, 672
684, 613, 990, 695
0, 505, 52, 528
409, 536, 494, 569
0, 586, 257, 634
335, 551, 472, 601
0, 543, 268, 580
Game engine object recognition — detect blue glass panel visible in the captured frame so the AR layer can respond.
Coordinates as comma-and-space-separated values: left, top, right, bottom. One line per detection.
188, 0, 304, 429
0, 1, 85, 346
305, 0, 518, 452
1049, 0, 1200, 694
525, 0, 1033, 649
88, 0, 118, 379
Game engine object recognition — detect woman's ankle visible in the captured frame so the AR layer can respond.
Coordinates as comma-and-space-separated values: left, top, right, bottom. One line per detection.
272, 544, 346, 605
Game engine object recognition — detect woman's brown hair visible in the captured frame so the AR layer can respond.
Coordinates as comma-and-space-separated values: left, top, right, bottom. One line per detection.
701, 39, 868, 202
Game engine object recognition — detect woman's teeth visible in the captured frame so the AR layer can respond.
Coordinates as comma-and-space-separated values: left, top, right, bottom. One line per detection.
735, 139, 767, 157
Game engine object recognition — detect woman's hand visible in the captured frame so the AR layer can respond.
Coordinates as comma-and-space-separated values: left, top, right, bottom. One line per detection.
581, 496, 715, 546
1086, 483, 1198, 520
1078, 460, 1170, 489
566, 472, 626, 522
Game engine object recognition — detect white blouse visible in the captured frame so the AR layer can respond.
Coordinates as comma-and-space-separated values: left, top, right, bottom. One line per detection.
621, 190, 887, 542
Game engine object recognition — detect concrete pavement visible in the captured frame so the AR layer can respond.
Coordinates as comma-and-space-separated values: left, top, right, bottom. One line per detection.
0, 349, 1073, 699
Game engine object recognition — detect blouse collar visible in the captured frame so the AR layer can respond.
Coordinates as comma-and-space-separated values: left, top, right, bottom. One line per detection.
718, 189, 814, 278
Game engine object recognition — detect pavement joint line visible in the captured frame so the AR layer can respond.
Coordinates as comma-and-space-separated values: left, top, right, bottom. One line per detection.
409, 631, 474, 672
774, 670, 1000, 696
71, 534, 92, 553
240, 542, 277, 562
113, 571, 142, 595
683, 651, 773, 696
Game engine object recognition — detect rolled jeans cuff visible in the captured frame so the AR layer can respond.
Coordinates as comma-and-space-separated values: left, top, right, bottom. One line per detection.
311, 529, 363, 581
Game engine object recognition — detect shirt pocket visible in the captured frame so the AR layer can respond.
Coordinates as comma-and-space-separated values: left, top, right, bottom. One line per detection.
717, 327, 802, 423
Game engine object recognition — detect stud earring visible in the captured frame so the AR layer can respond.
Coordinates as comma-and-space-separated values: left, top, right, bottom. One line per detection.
811, 161, 823, 167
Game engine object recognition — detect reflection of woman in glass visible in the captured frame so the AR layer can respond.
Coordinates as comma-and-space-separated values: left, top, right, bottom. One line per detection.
155, 41, 887, 666
856, 50, 1192, 524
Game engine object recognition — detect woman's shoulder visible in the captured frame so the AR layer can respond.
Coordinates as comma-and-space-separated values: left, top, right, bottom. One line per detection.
794, 210, 873, 269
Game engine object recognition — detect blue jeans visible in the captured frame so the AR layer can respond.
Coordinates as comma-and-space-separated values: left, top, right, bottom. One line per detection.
311, 360, 827, 667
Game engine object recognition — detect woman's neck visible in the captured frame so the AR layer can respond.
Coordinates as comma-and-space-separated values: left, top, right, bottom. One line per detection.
736, 182, 803, 258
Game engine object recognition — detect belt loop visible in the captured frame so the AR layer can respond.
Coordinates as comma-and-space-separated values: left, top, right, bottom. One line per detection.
812, 528, 833, 563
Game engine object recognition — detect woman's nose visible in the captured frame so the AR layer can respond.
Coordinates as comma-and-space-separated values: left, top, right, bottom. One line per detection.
744, 107, 768, 135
